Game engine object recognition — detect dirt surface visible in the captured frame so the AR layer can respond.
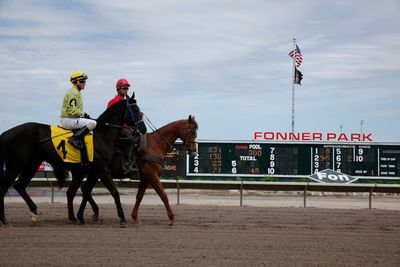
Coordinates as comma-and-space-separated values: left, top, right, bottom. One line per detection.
1, 200, 400, 267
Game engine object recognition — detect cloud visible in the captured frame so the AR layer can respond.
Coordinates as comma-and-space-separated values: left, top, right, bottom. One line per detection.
0, 0, 399, 142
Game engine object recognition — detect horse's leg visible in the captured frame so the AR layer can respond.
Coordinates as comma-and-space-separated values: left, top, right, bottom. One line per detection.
99, 168, 127, 228
147, 173, 175, 225
131, 178, 149, 223
0, 173, 17, 226
66, 170, 83, 224
87, 193, 99, 222
76, 174, 98, 225
13, 162, 41, 224
67, 170, 99, 223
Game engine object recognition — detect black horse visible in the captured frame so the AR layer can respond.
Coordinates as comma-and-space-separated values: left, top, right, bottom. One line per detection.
0, 95, 144, 227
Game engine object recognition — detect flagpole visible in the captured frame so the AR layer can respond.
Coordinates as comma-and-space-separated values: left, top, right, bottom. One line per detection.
291, 38, 296, 133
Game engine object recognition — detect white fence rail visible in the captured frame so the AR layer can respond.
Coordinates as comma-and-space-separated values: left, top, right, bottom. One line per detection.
26, 178, 400, 209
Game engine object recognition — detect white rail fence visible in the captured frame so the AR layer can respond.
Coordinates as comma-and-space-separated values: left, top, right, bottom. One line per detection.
25, 178, 400, 209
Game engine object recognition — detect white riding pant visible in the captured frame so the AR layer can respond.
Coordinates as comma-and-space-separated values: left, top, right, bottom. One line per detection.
59, 117, 97, 130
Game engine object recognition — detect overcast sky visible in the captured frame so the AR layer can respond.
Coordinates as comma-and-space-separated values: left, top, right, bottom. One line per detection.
1, 0, 399, 142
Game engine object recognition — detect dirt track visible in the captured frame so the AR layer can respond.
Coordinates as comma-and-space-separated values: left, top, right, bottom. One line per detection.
1, 201, 400, 267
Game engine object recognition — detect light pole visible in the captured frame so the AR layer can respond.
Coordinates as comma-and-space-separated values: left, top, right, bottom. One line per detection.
360, 120, 364, 135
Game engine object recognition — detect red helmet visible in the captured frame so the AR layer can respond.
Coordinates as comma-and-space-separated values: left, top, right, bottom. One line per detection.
116, 78, 130, 88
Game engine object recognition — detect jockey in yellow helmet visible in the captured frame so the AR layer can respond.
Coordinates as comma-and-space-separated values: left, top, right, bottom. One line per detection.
60, 71, 97, 149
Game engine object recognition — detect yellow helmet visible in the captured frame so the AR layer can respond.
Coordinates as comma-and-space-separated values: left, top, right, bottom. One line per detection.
70, 71, 88, 83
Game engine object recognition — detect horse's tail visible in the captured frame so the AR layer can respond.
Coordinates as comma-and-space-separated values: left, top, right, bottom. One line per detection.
52, 166, 67, 188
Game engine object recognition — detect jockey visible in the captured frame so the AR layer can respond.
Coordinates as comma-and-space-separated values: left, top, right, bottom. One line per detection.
107, 78, 131, 108
60, 71, 97, 149
107, 78, 140, 176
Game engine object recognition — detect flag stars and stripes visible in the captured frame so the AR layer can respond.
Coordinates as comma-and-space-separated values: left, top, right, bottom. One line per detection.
289, 45, 303, 67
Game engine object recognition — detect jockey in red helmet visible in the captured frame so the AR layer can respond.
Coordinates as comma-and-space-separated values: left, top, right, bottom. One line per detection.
107, 78, 131, 108
107, 78, 140, 176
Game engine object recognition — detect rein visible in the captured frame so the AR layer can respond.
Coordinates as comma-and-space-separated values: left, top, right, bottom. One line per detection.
97, 101, 144, 130
97, 119, 143, 130
143, 114, 174, 151
39, 131, 70, 143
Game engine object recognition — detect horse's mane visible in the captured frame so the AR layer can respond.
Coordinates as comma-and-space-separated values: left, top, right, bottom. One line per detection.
153, 117, 198, 134
97, 99, 127, 121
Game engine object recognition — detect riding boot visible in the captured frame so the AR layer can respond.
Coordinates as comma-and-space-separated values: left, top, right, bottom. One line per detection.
68, 126, 90, 149
121, 137, 138, 176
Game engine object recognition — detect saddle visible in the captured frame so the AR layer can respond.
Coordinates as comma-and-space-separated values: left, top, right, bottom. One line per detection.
50, 125, 94, 164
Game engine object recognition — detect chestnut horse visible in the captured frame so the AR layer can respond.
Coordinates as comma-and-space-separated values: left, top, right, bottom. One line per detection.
0, 96, 143, 227
71, 115, 198, 225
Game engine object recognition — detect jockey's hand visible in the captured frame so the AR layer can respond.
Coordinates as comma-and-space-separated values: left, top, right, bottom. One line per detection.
83, 112, 91, 119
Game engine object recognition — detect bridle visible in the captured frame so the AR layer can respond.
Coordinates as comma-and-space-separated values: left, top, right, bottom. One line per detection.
101, 100, 142, 129
183, 122, 198, 154
125, 101, 140, 126
142, 114, 197, 153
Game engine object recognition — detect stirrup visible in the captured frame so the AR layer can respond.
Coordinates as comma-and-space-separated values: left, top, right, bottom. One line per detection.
68, 138, 83, 149
123, 166, 138, 175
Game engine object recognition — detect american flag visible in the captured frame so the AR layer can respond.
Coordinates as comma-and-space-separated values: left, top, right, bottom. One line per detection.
289, 44, 303, 67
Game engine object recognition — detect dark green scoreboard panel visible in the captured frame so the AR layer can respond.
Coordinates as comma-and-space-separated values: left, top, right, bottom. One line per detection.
163, 141, 400, 179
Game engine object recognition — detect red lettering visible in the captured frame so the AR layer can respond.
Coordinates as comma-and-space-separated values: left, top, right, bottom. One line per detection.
277, 132, 287, 141
253, 131, 262, 140
312, 132, 323, 141
327, 133, 336, 141
337, 133, 348, 141
362, 133, 373, 142
289, 132, 300, 140
350, 133, 361, 141
263, 132, 274, 140
252, 131, 374, 142
301, 132, 311, 141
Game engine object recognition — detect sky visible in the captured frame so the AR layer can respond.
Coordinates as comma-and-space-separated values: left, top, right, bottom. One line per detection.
1, 0, 399, 142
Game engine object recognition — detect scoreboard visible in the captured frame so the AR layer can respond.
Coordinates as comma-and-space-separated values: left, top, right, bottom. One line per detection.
163, 141, 400, 179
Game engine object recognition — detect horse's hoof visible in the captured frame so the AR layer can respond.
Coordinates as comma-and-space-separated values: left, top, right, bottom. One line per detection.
78, 217, 85, 225
1, 222, 12, 227
120, 221, 128, 228
92, 213, 99, 222
0, 215, 10, 227
30, 213, 38, 225
70, 219, 80, 225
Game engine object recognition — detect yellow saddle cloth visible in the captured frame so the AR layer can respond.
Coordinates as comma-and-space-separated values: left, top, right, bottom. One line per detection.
51, 125, 94, 163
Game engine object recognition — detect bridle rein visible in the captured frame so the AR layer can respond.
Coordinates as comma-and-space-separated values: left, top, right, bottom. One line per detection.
183, 122, 197, 154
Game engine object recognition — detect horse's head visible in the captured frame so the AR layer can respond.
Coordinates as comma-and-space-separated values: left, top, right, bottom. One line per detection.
180, 115, 198, 156
124, 95, 147, 134
97, 93, 147, 134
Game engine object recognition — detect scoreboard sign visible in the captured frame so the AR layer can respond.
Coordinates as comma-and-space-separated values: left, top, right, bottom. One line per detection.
308, 169, 358, 184
186, 141, 400, 179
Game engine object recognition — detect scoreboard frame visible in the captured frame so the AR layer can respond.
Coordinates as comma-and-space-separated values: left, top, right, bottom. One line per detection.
179, 140, 400, 180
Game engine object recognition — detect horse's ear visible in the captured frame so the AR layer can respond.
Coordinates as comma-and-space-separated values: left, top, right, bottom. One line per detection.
188, 115, 192, 122
128, 92, 137, 104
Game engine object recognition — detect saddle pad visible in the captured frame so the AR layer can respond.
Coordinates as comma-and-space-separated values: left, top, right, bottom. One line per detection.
50, 125, 94, 163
